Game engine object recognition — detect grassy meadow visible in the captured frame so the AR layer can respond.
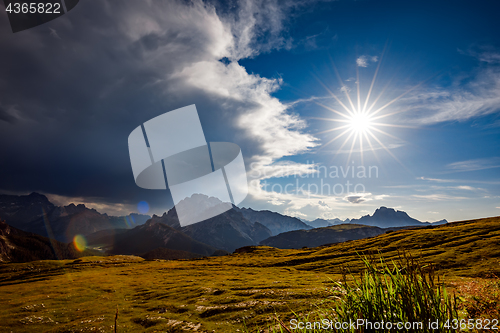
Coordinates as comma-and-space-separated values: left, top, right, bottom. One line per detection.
0, 216, 499, 332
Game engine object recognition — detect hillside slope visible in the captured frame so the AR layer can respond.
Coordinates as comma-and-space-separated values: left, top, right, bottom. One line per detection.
259, 223, 386, 249
0, 216, 498, 332
250, 216, 500, 277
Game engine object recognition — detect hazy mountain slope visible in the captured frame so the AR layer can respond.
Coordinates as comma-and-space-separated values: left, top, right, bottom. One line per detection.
182, 208, 272, 252
259, 224, 386, 249
0, 220, 95, 262
108, 213, 151, 227
303, 219, 332, 228
86, 228, 129, 249
234, 207, 312, 235
108, 220, 218, 256
305, 218, 351, 228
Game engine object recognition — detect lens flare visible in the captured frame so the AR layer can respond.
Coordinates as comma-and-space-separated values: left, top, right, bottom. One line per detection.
137, 201, 149, 214
73, 234, 87, 252
124, 214, 136, 228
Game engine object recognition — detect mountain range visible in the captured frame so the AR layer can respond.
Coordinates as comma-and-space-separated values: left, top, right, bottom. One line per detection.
0, 193, 448, 261
0, 192, 151, 242
91, 205, 273, 253
303, 207, 447, 229
86, 200, 312, 253
303, 217, 350, 228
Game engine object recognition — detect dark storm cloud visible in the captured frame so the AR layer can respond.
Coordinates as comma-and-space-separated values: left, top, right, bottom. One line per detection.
0, 0, 317, 214
0, 106, 17, 124
0, 1, 228, 211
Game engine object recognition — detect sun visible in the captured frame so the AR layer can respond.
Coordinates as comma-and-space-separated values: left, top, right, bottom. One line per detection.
349, 112, 372, 134
311, 52, 420, 164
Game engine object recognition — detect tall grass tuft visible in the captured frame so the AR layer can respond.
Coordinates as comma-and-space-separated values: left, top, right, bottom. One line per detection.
263, 252, 461, 332
330, 252, 460, 332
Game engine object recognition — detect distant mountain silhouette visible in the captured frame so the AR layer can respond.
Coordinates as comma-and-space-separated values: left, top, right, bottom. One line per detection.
0, 220, 95, 262
234, 207, 312, 235
348, 207, 447, 228
0, 193, 150, 242
304, 218, 350, 228
260, 224, 386, 249
426, 219, 448, 225
110, 213, 151, 226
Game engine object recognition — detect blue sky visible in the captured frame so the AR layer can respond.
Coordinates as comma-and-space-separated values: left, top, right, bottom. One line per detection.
237, 0, 500, 221
0, 0, 499, 222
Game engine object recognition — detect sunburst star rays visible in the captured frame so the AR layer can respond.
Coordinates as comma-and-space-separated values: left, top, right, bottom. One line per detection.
311, 59, 423, 167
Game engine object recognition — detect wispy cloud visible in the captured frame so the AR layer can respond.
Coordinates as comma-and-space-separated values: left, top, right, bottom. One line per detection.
417, 176, 500, 185
417, 176, 456, 183
402, 49, 500, 125
286, 95, 333, 107
226, 0, 313, 59
459, 45, 500, 64
454, 185, 478, 191
356, 55, 378, 67
49, 28, 61, 40
320, 142, 404, 154
446, 157, 500, 172
412, 194, 469, 201
0, 105, 19, 124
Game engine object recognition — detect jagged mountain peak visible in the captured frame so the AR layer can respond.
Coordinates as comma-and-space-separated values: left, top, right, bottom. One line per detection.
373, 206, 410, 218
350, 206, 425, 228
144, 210, 181, 229
28, 192, 50, 200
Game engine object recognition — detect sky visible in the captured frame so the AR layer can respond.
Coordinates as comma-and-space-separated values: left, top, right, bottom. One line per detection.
0, 0, 499, 222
